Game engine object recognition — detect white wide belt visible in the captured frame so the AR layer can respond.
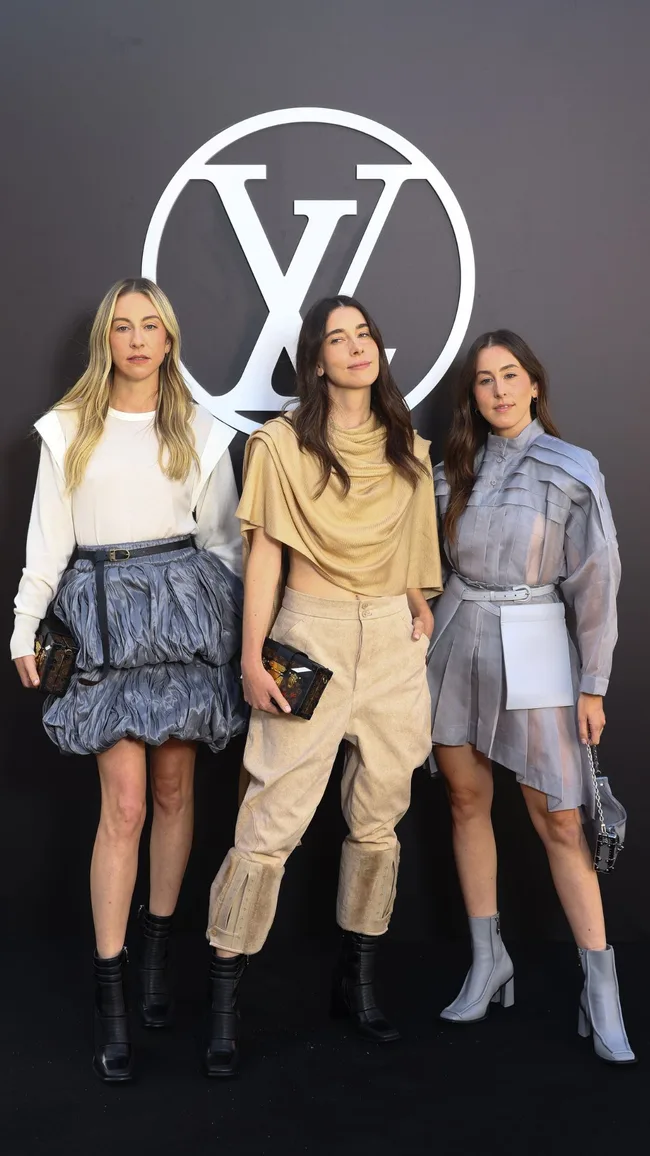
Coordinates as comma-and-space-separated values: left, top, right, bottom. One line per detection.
459, 582, 556, 604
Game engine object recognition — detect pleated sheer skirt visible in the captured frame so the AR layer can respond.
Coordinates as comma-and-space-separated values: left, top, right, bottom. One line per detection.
427, 595, 596, 814
43, 537, 248, 755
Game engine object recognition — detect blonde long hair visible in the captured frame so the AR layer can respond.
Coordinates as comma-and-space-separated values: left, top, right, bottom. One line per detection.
56, 278, 199, 490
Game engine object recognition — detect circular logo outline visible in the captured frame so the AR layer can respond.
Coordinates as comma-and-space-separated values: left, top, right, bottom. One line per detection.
142, 107, 475, 433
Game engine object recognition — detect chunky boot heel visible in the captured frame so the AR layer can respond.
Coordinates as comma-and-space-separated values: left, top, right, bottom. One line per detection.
577, 1004, 590, 1038
491, 975, 515, 1008
93, 948, 134, 1083
578, 946, 636, 1065
441, 914, 514, 1024
138, 906, 173, 1029
331, 931, 400, 1044
204, 950, 248, 1078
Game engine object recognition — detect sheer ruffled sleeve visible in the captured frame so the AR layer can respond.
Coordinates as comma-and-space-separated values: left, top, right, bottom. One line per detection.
430, 461, 451, 592
561, 472, 620, 696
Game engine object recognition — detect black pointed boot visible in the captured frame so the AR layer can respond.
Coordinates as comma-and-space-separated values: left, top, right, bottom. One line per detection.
93, 948, 134, 1082
138, 906, 173, 1028
331, 931, 400, 1043
204, 950, 248, 1078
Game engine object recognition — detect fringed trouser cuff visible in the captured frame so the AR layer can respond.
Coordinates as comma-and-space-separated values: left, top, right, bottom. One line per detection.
207, 850, 285, 956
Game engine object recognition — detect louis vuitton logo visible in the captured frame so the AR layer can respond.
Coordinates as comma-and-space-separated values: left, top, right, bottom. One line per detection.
142, 108, 475, 435
199, 163, 411, 412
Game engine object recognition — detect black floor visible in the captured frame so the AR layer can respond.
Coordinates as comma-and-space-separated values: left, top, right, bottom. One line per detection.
2, 936, 646, 1156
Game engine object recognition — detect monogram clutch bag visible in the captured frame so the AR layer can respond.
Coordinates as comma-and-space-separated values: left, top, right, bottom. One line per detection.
35, 614, 78, 697
261, 638, 333, 719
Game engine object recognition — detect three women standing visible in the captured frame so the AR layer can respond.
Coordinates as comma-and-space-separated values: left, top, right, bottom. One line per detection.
12, 287, 635, 1077
11, 279, 247, 1082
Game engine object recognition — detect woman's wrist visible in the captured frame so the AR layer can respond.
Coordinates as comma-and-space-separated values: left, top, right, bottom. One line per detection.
406, 588, 428, 618
241, 647, 264, 671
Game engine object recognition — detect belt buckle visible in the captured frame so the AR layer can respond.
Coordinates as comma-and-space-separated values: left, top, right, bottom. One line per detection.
511, 584, 532, 602
108, 548, 131, 562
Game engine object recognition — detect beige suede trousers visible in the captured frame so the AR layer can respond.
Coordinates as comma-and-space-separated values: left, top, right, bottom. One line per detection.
207, 588, 432, 954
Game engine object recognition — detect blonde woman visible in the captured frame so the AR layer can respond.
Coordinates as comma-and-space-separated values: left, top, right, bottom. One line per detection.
11, 278, 246, 1082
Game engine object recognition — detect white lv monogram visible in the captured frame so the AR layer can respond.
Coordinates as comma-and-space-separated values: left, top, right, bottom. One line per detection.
142, 108, 475, 435
200, 164, 411, 413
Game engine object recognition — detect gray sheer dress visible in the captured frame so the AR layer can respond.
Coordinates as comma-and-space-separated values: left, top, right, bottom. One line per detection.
427, 419, 620, 812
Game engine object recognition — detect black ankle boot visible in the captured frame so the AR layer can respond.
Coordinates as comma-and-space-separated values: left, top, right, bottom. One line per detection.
93, 948, 134, 1082
138, 906, 173, 1028
331, 931, 400, 1043
204, 950, 248, 1078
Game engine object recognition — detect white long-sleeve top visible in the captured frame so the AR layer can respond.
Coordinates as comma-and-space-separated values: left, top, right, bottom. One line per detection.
11, 403, 241, 659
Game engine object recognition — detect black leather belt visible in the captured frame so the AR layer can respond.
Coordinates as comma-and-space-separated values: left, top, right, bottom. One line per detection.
76, 537, 194, 686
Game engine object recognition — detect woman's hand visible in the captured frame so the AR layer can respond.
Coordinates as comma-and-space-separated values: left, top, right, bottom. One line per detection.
411, 607, 434, 642
407, 588, 434, 642
15, 654, 40, 689
242, 658, 291, 714
577, 692, 606, 745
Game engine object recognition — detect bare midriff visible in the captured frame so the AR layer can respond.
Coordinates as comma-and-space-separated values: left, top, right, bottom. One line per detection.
286, 550, 361, 600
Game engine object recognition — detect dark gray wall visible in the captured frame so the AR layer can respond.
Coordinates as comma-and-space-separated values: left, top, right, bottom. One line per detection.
1, 0, 648, 942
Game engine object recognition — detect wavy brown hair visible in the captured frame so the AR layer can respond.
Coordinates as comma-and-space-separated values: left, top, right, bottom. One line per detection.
444, 330, 561, 542
291, 295, 426, 496
55, 278, 199, 490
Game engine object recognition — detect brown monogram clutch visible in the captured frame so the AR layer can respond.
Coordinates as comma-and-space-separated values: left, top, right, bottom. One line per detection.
35, 615, 78, 697
262, 638, 333, 719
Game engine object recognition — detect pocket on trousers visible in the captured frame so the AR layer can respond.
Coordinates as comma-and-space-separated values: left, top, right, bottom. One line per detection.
269, 608, 306, 648
401, 611, 430, 660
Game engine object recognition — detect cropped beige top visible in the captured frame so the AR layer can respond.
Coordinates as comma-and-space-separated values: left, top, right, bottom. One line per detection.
236, 413, 442, 599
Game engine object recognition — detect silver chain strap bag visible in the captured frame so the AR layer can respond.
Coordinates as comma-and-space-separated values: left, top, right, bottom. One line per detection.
586, 744, 626, 873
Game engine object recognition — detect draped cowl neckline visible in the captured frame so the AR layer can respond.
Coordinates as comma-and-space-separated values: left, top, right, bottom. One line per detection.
327, 412, 395, 480
236, 413, 443, 601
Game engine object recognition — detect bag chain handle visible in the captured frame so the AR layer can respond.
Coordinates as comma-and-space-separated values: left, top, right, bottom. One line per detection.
586, 743, 607, 834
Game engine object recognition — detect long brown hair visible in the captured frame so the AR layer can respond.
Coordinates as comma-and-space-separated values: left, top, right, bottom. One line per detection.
56, 278, 199, 490
444, 330, 560, 542
291, 295, 426, 495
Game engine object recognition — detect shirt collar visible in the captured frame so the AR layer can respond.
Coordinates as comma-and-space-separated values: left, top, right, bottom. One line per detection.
486, 417, 543, 454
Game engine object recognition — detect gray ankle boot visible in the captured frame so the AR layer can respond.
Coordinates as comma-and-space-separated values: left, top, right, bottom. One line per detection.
440, 914, 514, 1024
578, 946, 636, 1064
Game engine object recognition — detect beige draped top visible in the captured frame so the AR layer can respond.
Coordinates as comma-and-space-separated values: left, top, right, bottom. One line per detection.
236, 413, 442, 599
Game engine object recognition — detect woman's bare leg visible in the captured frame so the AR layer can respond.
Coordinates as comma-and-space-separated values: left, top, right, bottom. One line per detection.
148, 738, 196, 917
92, 738, 147, 958
436, 743, 497, 915
521, 784, 606, 949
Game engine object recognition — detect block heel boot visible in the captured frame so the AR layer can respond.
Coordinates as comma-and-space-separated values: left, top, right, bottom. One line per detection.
93, 948, 134, 1083
440, 914, 514, 1024
204, 950, 248, 1078
331, 931, 400, 1043
578, 946, 636, 1064
138, 907, 174, 1029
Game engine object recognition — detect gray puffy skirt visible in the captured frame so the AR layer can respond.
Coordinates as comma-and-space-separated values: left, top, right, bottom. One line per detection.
42, 536, 248, 756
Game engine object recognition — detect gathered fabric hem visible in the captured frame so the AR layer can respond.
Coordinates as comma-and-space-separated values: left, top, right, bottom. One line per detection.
42, 542, 246, 756
43, 658, 247, 756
